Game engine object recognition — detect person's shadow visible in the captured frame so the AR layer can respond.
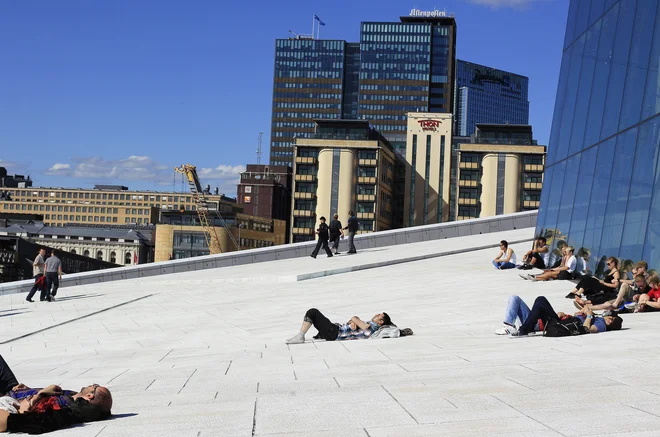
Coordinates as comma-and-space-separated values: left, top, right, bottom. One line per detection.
108, 413, 138, 420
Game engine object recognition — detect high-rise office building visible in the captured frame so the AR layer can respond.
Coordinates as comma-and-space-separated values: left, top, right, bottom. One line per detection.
455, 60, 529, 137
536, 0, 660, 271
270, 12, 457, 167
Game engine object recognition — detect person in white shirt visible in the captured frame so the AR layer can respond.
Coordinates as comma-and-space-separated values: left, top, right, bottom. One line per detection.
520, 246, 576, 282
492, 240, 517, 269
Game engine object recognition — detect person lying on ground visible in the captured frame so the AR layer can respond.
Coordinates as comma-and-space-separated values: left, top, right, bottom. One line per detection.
566, 256, 620, 302
520, 246, 576, 282
578, 273, 651, 312
492, 240, 517, 270
0, 354, 112, 434
518, 237, 549, 270
495, 295, 623, 336
286, 308, 391, 344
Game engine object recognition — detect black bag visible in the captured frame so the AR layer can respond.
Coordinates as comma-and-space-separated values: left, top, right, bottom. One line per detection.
399, 328, 414, 337
557, 270, 573, 280
543, 316, 589, 337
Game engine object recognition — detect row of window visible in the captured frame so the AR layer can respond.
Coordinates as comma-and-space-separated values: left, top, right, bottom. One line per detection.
361, 34, 431, 43
276, 40, 345, 50
275, 71, 342, 79
274, 102, 340, 109
275, 82, 342, 90
273, 92, 341, 100
361, 23, 430, 34
7, 190, 192, 202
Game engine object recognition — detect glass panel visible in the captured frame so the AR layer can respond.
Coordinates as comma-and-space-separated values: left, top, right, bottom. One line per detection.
600, 0, 637, 140
574, 0, 593, 38
581, 137, 616, 272
622, 117, 660, 260
535, 165, 555, 236
546, 46, 574, 165
598, 128, 638, 261
542, 160, 567, 249
619, 0, 658, 130
555, 154, 582, 239
589, 0, 607, 25
641, 117, 660, 266
584, 3, 620, 148
556, 33, 586, 162
569, 21, 601, 156
640, 3, 660, 121
567, 146, 598, 252
564, 0, 581, 49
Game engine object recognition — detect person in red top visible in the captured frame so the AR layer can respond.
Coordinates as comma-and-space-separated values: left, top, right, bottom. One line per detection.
637, 274, 660, 312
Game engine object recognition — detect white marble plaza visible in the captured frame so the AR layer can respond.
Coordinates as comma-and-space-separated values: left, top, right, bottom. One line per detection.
1, 227, 660, 437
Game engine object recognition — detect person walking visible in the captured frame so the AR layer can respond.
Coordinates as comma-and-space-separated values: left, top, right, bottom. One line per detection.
328, 213, 343, 255
43, 250, 62, 302
343, 210, 359, 254
25, 248, 46, 303
310, 217, 333, 259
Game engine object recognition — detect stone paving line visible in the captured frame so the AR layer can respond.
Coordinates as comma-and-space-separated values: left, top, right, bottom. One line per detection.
0, 230, 659, 436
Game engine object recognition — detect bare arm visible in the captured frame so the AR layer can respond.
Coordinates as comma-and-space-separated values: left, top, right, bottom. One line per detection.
0, 409, 7, 432
493, 250, 504, 262
504, 249, 514, 263
350, 316, 370, 330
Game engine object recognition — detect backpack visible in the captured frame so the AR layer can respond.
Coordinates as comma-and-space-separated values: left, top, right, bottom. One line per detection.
543, 316, 589, 337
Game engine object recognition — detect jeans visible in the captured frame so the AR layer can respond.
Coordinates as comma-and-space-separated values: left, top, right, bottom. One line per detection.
493, 261, 516, 270
304, 308, 339, 341
347, 231, 356, 253
44, 272, 59, 300
519, 296, 558, 335
504, 295, 531, 326
26, 274, 43, 301
0, 354, 19, 395
311, 238, 332, 257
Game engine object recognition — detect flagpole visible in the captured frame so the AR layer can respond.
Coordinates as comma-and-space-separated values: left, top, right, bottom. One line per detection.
312, 14, 315, 38
317, 19, 321, 39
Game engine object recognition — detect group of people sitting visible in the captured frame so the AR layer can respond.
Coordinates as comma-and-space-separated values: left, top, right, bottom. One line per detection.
492, 237, 660, 337
0, 355, 112, 434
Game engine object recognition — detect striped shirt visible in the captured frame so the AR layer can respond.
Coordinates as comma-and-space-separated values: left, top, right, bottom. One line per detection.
336, 321, 379, 341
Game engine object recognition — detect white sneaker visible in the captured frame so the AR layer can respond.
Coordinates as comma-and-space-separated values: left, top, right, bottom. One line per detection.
519, 273, 529, 280
494, 324, 518, 336
286, 332, 305, 344
624, 302, 639, 311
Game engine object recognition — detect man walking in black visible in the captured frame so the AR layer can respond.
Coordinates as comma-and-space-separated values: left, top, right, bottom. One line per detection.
43, 249, 62, 302
328, 213, 343, 255
26, 248, 46, 303
343, 210, 359, 254
310, 217, 333, 259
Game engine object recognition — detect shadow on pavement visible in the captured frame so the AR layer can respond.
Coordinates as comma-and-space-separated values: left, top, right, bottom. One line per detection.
54, 294, 105, 302
0, 311, 29, 318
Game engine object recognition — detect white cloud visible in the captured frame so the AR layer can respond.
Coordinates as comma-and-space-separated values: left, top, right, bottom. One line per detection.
42, 156, 245, 196
466, 0, 540, 8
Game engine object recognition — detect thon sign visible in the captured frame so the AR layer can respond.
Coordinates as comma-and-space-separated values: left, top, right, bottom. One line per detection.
409, 8, 453, 18
417, 120, 443, 131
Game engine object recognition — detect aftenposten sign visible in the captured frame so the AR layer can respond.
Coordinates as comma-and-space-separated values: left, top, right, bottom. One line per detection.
409, 8, 454, 18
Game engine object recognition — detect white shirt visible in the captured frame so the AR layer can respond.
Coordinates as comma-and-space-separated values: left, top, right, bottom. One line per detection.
565, 255, 577, 273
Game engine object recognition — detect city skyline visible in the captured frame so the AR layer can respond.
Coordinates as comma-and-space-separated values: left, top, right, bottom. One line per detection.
0, 0, 567, 193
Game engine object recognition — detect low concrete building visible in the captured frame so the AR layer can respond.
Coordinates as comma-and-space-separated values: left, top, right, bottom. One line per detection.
291, 120, 395, 243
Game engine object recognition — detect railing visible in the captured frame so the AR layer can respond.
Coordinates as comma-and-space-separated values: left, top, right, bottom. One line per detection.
0, 249, 17, 264
357, 194, 376, 202
295, 156, 317, 165
292, 227, 314, 235
312, 133, 370, 141
293, 192, 315, 200
358, 159, 377, 167
357, 176, 377, 184
457, 215, 478, 221
458, 180, 479, 187
458, 198, 479, 206
523, 200, 540, 208
459, 162, 479, 170
524, 182, 543, 190
524, 164, 544, 172
292, 210, 315, 217
357, 212, 375, 220
294, 174, 316, 182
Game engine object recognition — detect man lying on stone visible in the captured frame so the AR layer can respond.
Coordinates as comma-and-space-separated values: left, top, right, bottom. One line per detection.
0, 354, 112, 434
286, 308, 392, 344
494, 295, 623, 336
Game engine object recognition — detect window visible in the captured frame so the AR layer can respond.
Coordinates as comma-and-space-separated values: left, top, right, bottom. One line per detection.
110, 251, 116, 263
96, 250, 104, 261
125, 252, 132, 264
83, 250, 90, 257
70, 249, 76, 255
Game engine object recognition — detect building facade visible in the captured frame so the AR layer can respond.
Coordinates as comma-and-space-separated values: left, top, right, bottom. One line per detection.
154, 210, 286, 262
270, 13, 457, 166
290, 120, 395, 242
0, 167, 32, 189
404, 113, 453, 226
455, 60, 529, 137
0, 185, 229, 227
536, 0, 660, 271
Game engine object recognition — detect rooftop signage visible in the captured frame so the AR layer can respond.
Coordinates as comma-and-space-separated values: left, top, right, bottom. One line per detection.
417, 119, 443, 131
409, 8, 455, 18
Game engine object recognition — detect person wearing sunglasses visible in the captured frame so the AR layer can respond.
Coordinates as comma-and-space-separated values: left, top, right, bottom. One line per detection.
566, 257, 621, 306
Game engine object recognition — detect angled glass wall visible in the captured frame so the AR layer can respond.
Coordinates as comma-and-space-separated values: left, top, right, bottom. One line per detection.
536, 0, 660, 273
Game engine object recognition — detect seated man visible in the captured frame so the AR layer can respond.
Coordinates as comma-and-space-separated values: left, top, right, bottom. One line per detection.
626, 274, 660, 313
492, 240, 517, 270
585, 273, 651, 312
495, 295, 623, 336
286, 308, 391, 344
520, 246, 577, 282
0, 354, 112, 434
518, 237, 549, 270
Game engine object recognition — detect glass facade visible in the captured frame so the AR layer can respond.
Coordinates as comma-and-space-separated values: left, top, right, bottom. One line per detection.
536, 0, 660, 272
455, 60, 529, 137
270, 17, 456, 167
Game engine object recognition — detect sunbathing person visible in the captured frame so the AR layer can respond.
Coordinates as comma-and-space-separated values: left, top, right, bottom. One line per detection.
625, 274, 660, 313
492, 240, 517, 270
518, 236, 549, 270
580, 273, 651, 312
495, 295, 623, 336
520, 246, 576, 281
566, 256, 620, 304
286, 308, 391, 344
0, 354, 112, 434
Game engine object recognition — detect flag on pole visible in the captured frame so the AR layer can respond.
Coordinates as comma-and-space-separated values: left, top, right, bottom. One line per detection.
314, 15, 326, 26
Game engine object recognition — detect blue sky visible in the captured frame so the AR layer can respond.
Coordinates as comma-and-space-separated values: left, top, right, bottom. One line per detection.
0, 0, 568, 195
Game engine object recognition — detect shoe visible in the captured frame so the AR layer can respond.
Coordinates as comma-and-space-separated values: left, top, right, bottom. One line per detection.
347, 251, 357, 254
312, 333, 322, 340
565, 292, 577, 299
335, 252, 341, 255
574, 300, 584, 310
519, 274, 529, 280
286, 332, 305, 344
529, 275, 538, 282
624, 302, 639, 311
522, 264, 534, 270
310, 254, 316, 259
26, 299, 34, 303
494, 324, 518, 336
327, 254, 333, 257
49, 296, 56, 302
46, 296, 52, 302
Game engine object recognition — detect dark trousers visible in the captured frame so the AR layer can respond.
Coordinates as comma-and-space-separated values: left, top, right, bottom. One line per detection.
0, 354, 19, 395
519, 296, 558, 335
311, 238, 332, 257
530, 253, 546, 269
329, 234, 341, 252
44, 272, 59, 300
304, 308, 339, 341
26, 274, 43, 301
347, 231, 356, 253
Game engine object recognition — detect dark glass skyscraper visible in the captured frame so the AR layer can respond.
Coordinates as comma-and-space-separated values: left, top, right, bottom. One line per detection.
455, 60, 529, 137
536, 0, 660, 271
269, 15, 457, 166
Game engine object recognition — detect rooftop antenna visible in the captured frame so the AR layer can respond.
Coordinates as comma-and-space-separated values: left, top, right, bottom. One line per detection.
256, 132, 263, 165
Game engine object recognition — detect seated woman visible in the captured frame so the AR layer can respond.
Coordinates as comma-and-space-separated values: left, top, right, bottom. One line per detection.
567, 256, 620, 304
520, 246, 577, 282
492, 240, 517, 270
495, 295, 623, 336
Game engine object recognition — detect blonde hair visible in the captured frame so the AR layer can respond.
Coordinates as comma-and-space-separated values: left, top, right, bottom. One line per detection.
647, 274, 660, 288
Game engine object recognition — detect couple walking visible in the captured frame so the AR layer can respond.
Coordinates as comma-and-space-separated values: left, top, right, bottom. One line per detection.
26, 248, 62, 303
310, 211, 358, 258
